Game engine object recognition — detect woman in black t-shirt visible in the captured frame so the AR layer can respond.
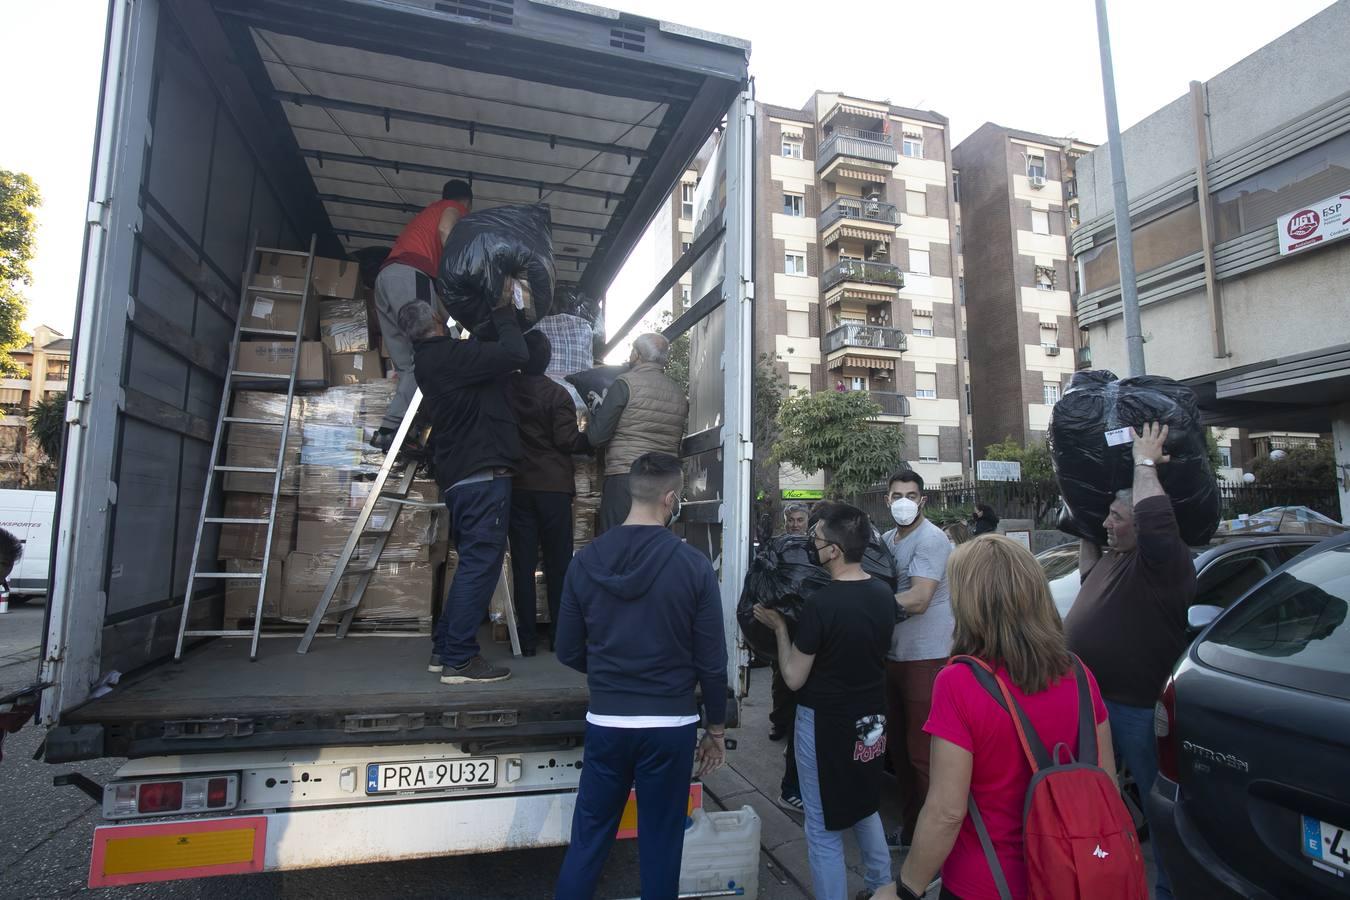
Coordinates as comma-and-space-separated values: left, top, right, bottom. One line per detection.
753, 504, 898, 900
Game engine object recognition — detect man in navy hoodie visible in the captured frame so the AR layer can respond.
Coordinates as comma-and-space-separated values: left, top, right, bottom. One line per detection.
553, 452, 728, 900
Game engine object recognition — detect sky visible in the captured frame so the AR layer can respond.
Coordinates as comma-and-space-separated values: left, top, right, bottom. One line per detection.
0, 0, 1339, 347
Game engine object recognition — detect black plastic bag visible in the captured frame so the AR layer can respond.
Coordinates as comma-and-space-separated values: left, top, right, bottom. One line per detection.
566, 364, 628, 412
863, 529, 900, 592
1048, 370, 1219, 546
438, 204, 555, 337
737, 534, 832, 662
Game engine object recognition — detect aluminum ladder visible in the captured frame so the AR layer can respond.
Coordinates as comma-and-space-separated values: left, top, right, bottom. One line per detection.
174, 236, 317, 661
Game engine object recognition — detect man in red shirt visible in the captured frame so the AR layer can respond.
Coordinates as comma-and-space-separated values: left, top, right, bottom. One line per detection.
371, 179, 473, 449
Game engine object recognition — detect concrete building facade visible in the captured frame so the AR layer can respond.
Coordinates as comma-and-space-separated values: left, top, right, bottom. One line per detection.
954, 125, 1095, 454
752, 93, 969, 493
1070, 2, 1350, 520
0, 325, 72, 474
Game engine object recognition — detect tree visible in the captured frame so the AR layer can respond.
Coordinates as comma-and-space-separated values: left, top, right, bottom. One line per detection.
1205, 428, 1224, 471
28, 392, 66, 464
0, 171, 40, 374
773, 389, 905, 498
1251, 442, 1336, 489
983, 436, 1056, 482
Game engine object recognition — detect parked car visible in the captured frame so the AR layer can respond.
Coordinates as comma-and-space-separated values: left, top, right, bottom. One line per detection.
1149, 532, 1350, 899
1034, 535, 1323, 619
0, 489, 55, 604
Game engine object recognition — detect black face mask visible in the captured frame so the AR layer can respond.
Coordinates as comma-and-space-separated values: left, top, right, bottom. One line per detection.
807, 540, 834, 568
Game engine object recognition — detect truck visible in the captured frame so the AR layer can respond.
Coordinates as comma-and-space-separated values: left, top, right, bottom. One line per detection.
36, 0, 755, 886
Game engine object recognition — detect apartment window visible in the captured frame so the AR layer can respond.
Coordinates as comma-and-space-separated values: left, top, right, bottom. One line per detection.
1068, 202, 1080, 228
958, 277, 966, 305
681, 239, 692, 255
1031, 209, 1050, 235
680, 182, 695, 219
1218, 446, 1233, 468
912, 322, 933, 337
915, 371, 937, 399
679, 285, 691, 308
1027, 154, 1046, 180
902, 135, 924, 158
781, 137, 804, 159
964, 383, 972, 414
918, 434, 940, 462
1043, 382, 1061, 406
850, 376, 867, 391
952, 171, 961, 204
1035, 265, 1056, 290
784, 252, 807, 275
909, 248, 930, 276
905, 189, 928, 217
783, 193, 805, 217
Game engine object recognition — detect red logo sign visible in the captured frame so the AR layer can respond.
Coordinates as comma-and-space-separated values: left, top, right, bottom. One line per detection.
1287, 209, 1320, 239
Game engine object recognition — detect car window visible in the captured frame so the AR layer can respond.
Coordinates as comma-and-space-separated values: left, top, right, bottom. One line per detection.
1199, 545, 1350, 701
1271, 542, 1318, 564
1195, 550, 1271, 609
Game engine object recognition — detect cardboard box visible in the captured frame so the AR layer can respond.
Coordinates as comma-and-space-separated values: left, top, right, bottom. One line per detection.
258, 253, 359, 299
222, 441, 300, 494
235, 341, 327, 389
319, 299, 370, 354
328, 350, 383, 385
282, 550, 432, 623
295, 498, 434, 561
223, 559, 283, 623
218, 494, 297, 559
242, 284, 320, 338
222, 392, 301, 493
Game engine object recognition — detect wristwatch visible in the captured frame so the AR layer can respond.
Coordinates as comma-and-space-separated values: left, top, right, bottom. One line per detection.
897, 881, 924, 900
1134, 458, 1156, 468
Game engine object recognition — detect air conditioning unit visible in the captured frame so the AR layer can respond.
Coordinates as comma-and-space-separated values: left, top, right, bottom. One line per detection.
1029, 175, 1047, 189
1043, 344, 1061, 356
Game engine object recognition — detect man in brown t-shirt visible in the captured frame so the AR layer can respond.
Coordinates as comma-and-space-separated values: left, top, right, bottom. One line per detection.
1064, 422, 1194, 900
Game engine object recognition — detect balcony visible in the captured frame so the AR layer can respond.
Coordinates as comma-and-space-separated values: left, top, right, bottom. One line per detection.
816, 126, 898, 173
819, 197, 900, 248
824, 323, 907, 354
868, 391, 910, 418
821, 259, 904, 292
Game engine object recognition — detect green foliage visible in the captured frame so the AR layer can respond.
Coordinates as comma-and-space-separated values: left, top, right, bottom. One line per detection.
27, 392, 66, 463
983, 436, 1056, 483
925, 503, 973, 528
0, 171, 40, 375
1205, 429, 1224, 471
773, 389, 905, 498
1251, 442, 1336, 489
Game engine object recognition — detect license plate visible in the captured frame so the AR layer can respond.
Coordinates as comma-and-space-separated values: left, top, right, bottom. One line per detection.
1302, 815, 1350, 874
365, 758, 497, 795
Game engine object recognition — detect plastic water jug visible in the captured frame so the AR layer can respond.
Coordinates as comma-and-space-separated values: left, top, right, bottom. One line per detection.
678, 806, 761, 898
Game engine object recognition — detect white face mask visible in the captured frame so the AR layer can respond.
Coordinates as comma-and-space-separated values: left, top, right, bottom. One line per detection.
890, 497, 920, 527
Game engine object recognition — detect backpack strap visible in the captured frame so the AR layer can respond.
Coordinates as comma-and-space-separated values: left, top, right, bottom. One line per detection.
949, 655, 1052, 772
965, 796, 1014, 900
1070, 654, 1099, 767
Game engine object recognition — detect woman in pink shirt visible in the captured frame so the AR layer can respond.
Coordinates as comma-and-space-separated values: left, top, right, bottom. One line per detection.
887, 535, 1118, 900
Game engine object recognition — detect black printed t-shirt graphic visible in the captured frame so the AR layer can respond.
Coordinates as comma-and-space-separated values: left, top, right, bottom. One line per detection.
793, 576, 897, 718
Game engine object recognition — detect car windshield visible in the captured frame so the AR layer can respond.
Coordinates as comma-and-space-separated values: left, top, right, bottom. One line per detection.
1200, 545, 1350, 701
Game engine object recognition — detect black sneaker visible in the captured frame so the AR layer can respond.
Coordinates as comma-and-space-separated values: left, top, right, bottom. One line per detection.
769, 723, 787, 742
440, 655, 511, 685
427, 653, 443, 673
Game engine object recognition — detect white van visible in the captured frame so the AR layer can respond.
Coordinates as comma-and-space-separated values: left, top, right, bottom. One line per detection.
0, 489, 55, 602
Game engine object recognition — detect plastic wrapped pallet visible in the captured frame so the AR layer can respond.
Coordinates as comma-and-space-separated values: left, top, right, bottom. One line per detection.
218, 494, 297, 560
223, 558, 283, 623
223, 392, 301, 494
437, 204, 555, 337
295, 484, 438, 562
1049, 370, 1221, 546
297, 382, 395, 481
319, 299, 371, 354
282, 550, 433, 626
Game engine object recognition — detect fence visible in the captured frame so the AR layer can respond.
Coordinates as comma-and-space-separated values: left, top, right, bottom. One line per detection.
852, 481, 1343, 533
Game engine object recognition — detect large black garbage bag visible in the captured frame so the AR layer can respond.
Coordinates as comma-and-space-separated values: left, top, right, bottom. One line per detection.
737, 534, 831, 662
1048, 370, 1219, 546
863, 529, 900, 592
566, 364, 628, 412
438, 204, 555, 337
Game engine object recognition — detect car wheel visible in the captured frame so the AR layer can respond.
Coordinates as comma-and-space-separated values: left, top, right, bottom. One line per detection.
3, 594, 33, 606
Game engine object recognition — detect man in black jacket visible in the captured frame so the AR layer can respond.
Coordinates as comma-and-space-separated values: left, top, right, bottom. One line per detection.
399, 288, 528, 684
506, 331, 587, 655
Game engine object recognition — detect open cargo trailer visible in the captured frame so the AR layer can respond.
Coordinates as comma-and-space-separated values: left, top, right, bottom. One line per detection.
39, 0, 754, 882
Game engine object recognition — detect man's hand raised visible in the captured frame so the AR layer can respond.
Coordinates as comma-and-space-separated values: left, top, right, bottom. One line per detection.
1132, 421, 1170, 466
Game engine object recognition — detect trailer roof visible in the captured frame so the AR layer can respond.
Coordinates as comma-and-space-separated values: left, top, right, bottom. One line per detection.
214, 0, 749, 295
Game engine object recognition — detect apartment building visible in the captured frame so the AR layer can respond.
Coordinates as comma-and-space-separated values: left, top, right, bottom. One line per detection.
1070, 2, 1350, 520
953, 124, 1096, 454
752, 93, 968, 493
0, 324, 72, 471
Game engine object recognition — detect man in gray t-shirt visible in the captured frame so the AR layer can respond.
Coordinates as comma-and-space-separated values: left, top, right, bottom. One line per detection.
879, 469, 953, 845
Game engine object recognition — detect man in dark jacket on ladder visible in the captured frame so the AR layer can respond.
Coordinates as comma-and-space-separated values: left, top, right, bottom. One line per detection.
553, 452, 728, 900
398, 285, 528, 685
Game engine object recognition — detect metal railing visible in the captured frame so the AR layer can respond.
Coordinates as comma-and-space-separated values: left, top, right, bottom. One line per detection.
869, 391, 910, 417
824, 323, 907, 353
819, 197, 900, 229
816, 126, 898, 170
821, 259, 904, 291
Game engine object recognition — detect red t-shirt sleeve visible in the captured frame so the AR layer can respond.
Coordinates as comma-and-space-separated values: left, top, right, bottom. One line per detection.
923, 664, 975, 753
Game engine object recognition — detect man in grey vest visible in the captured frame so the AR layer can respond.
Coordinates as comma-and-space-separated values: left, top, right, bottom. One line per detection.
587, 333, 689, 534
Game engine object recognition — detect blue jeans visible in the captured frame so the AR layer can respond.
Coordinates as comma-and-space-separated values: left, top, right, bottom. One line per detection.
1107, 700, 1173, 900
556, 722, 697, 900
795, 705, 891, 900
435, 476, 511, 666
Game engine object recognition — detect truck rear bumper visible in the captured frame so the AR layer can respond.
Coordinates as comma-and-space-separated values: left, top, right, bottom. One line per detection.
90, 789, 577, 888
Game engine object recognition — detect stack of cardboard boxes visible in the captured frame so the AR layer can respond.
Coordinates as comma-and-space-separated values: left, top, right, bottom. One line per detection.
217, 255, 451, 633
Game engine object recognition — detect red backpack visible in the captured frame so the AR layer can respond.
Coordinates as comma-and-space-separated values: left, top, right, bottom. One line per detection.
951, 655, 1148, 900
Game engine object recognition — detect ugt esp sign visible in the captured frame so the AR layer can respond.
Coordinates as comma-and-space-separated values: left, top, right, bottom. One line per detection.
1277, 190, 1350, 256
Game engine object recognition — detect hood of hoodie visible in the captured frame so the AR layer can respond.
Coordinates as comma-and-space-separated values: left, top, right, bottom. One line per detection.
574, 526, 684, 600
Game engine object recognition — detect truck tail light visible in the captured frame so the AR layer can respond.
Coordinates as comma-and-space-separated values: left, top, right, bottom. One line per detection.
207, 777, 230, 808
137, 781, 183, 814
104, 773, 239, 819
1154, 675, 1179, 783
